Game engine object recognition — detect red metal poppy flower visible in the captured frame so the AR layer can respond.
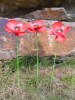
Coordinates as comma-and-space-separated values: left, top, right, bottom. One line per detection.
27, 20, 46, 33
48, 22, 69, 41
5, 20, 27, 36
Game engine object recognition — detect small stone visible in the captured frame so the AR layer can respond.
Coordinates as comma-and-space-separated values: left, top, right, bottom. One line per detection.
25, 7, 69, 21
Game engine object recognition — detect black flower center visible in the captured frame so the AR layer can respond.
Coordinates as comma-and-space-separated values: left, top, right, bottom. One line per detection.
14, 26, 20, 30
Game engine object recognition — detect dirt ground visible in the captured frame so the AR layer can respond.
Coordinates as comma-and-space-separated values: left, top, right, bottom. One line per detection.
0, 64, 75, 100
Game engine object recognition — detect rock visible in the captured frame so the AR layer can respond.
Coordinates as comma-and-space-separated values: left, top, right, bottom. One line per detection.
25, 7, 69, 21
0, 18, 75, 60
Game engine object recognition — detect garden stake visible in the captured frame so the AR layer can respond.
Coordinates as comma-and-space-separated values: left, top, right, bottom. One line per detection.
35, 31, 39, 89
4, 20, 28, 88
48, 22, 69, 91
50, 42, 58, 91
16, 36, 21, 87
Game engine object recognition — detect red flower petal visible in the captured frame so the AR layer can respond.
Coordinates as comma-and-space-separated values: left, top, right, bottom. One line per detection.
5, 20, 18, 32
15, 32, 26, 36
34, 20, 44, 28
27, 22, 34, 29
55, 35, 65, 42
5, 20, 27, 36
27, 27, 36, 33
48, 28, 59, 36
48, 22, 69, 42
4, 26, 13, 33
17, 22, 27, 32
48, 29, 54, 35
52, 22, 62, 29
62, 26, 70, 35
38, 27, 46, 33
27, 20, 45, 33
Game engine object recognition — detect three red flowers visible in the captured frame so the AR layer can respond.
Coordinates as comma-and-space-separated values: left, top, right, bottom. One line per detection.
4, 20, 70, 41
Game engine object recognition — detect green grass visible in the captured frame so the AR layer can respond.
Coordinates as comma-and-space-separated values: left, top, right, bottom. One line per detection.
60, 57, 75, 66
62, 75, 75, 86
1, 56, 75, 99
0, 67, 70, 100
5, 56, 54, 72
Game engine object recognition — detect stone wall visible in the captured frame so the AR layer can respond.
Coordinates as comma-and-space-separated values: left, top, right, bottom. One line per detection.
0, 18, 75, 60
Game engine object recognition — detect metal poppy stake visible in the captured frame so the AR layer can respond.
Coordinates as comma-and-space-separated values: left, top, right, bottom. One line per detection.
35, 31, 39, 88
16, 36, 20, 87
50, 42, 58, 90
4, 20, 27, 87
48, 22, 69, 91
27, 20, 46, 89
